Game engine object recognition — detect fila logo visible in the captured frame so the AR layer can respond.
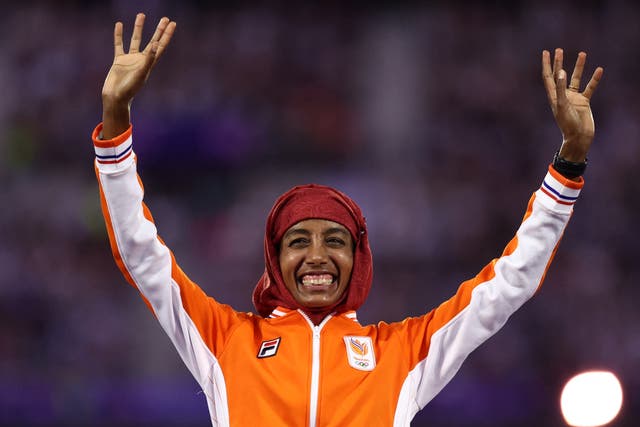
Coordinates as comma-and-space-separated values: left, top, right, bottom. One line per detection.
257, 337, 281, 359
343, 336, 376, 371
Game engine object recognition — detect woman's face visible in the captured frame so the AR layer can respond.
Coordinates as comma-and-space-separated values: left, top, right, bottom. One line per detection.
278, 219, 354, 309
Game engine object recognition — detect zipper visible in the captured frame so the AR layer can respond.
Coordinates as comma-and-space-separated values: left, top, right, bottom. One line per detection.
299, 311, 332, 427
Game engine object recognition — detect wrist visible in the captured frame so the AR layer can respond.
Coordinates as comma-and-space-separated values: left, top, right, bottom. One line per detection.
558, 136, 592, 162
102, 101, 131, 140
102, 94, 130, 112
553, 150, 587, 180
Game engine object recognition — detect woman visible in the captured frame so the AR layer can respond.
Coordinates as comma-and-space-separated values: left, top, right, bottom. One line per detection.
93, 13, 602, 426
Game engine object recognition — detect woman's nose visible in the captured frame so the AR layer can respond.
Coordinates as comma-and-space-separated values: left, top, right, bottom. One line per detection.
305, 241, 328, 264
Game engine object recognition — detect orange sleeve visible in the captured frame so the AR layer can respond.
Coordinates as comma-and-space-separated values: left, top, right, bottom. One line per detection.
92, 123, 250, 383
386, 168, 582, 409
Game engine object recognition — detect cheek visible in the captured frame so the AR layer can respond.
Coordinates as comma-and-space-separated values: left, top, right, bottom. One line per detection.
337, 253, 354, 277
278, 251, 299, 278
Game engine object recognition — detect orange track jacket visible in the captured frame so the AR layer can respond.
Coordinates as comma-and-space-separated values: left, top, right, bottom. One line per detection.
93, 124, 583, 426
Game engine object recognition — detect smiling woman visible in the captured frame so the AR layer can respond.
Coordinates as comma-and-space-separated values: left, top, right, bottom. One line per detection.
253, 183, 371, 325
92, 12, 603, 427
278, 219, 354, 310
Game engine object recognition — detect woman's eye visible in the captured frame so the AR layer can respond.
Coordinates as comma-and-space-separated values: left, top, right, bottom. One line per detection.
289, 238, 308, 247
326, 237, 345, 247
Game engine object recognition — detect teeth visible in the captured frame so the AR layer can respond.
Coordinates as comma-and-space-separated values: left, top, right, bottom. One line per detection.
301, 274, 334, 286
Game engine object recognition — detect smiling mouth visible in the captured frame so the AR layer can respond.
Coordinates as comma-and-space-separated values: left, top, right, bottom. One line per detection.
299, 273, 336, 289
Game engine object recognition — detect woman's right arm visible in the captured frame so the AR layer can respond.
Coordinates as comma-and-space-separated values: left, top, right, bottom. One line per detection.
94, 14, 247, 389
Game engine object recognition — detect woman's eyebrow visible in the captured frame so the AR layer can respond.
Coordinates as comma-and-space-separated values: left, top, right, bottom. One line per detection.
282, 227, 349, 240
324, 227, 349, 236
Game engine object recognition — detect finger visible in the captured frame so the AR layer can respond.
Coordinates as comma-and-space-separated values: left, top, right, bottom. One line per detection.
114, 21, 124, 56
569, 51, 586, 91
555, 69, 568, 108
144, 16, 170, 52
129, 13, 146, 53
582, 66, 604, 100
541, 50, 557, 109
552, 47, 563, 79
153, 21, 177, 62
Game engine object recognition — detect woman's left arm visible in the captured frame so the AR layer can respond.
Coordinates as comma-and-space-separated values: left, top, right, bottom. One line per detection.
390, 50, 603, 421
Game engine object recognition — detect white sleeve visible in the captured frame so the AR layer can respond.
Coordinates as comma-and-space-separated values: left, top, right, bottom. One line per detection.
393, 167, 583, 425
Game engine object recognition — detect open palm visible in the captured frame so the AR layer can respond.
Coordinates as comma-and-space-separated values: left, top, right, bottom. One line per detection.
542, 49, 603, 162
102, 13, 176, 105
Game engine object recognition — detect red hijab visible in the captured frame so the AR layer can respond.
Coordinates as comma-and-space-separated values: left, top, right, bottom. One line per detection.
252, 184, 373, 324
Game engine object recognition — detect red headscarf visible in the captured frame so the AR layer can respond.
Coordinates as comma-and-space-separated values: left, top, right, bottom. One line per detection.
252, 184, 373, 324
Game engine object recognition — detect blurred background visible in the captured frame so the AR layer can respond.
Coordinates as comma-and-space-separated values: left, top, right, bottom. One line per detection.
1, 0, 638, 425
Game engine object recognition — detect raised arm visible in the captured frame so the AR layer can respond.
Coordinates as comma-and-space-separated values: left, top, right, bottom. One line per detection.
101, 13, 176, 139
389, 50, 603, 421
93, 16, 248, 401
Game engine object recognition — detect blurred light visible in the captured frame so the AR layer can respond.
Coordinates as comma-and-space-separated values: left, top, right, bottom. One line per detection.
560, 371, 623, 427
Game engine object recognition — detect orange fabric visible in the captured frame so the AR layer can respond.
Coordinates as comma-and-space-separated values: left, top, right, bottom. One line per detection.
95, 163, 156, 316
532, 192, 570, 294
92, 122, 132, 148
549, 164, 584, 189
93, 121, 575, 425
394, 193, 537, 366
94, 162, 555, 425
213, 311, 434, 425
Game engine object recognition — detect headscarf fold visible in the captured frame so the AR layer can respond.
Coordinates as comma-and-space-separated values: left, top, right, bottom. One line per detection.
252, 184, 373, 324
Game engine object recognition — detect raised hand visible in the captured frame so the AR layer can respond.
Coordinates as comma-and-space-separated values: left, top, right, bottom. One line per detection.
102, 13, 176, 139
542, 48, 603, 162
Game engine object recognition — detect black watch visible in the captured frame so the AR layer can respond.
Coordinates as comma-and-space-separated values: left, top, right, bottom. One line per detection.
553, 151, 587, 178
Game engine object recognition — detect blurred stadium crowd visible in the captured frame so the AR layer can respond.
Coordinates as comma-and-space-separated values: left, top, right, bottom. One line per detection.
1, 0, 639, 425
